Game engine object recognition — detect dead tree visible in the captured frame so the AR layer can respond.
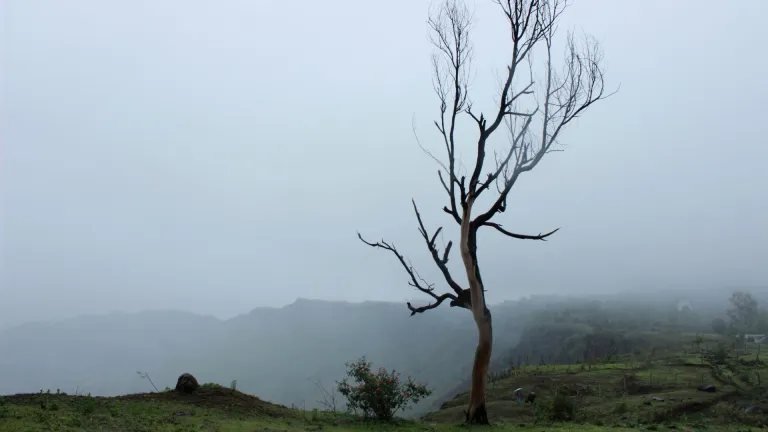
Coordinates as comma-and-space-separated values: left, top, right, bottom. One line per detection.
358, 0, 613, 425
311, 379, 339, 412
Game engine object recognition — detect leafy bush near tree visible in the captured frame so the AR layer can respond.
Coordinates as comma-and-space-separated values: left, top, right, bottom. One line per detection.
336, 357, 431, 421
550, 387, 575, 421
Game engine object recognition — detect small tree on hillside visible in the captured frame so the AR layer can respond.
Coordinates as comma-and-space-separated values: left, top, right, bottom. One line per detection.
336, 357, 431, 421
728, 291, 758, 341
694, 334, 704, 351
357, 0, 614, 425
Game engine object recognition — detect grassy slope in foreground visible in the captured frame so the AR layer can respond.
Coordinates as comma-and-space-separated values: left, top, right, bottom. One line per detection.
428, 332, 767, 429
0, 387, 648, 432
2, 334, 765, 431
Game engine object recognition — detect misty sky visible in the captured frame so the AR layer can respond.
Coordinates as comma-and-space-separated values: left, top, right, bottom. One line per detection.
2, 0, 767, 327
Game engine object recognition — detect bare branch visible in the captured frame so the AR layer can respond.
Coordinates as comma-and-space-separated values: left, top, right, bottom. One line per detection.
136, 371, 160, 393
473, 2, 615, 228
475, 112, 535, 198
483, 222, 560, 240
412, 199, 465, 297
357, 232, 460, 315
408, 293, 457, 315
466, 0, 565, 200
428, 0, 474, 223
413, 117, 457, 204
413, 116, 449, 175
311, 379, 338, 412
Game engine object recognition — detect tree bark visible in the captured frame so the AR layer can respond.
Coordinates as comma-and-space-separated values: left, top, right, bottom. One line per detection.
459, 203, 492, 425
466, 309, 492, 424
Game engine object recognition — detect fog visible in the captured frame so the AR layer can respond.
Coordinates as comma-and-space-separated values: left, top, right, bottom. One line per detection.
2, 0, 767, 329
0, 292, 749, 416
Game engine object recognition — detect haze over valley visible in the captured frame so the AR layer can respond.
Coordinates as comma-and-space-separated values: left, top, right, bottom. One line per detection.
2, 0, 767, 428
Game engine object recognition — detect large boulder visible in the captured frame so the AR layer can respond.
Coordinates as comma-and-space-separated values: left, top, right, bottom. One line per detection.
175, 373, 199, 394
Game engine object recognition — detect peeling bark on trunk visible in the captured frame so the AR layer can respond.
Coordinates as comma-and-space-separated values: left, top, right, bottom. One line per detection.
459, 204, 493, 425
466, 310, 492, 424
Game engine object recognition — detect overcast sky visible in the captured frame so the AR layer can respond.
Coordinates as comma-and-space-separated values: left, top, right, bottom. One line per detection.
1, 0, 766, 327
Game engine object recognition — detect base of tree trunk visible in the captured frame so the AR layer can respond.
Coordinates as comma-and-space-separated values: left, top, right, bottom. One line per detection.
465, 404, 490, 425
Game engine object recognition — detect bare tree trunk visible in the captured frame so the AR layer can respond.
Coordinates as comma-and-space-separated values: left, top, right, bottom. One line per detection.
358, 0, 613, 426
460, 209, 492, 424
467, 317, 492, 423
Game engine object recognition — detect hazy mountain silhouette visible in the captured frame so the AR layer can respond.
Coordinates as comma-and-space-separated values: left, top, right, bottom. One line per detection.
0, 289, 753, 417
0, 298, 526, 416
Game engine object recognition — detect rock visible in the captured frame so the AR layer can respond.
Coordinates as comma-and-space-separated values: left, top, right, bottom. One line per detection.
697, 384, 716, 393
651, 396, 665, 402
175, 373, 199, 393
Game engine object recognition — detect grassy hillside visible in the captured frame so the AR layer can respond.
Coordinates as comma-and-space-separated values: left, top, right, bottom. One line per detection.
3, 289, 763, 428
0, 385, 732, 432
3, 334, 766, 432
3, 327, 767, 430
0, 290, 748, 419
432, 294, 734, 406
428, 332, 768, 429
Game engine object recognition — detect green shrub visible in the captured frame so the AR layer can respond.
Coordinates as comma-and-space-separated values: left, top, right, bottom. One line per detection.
549, 390, 574, 421
336, 356, 431, 421
614, 401, 628, 414
713, 343, 728, 364
712, 402, 763, 426
75, 394, 97, 415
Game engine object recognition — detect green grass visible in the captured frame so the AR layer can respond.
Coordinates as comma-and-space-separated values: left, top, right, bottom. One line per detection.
0, 388, 665, 432
429, 333, 768, 430
2, 333, 766, 431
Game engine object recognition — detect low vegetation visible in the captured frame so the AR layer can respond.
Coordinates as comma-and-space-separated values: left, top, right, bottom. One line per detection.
336, 357, 432, 421
0, 385, 656, 431
429, 332, 768, 429
3, 332, 768, 431
3, 292, 768, 431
